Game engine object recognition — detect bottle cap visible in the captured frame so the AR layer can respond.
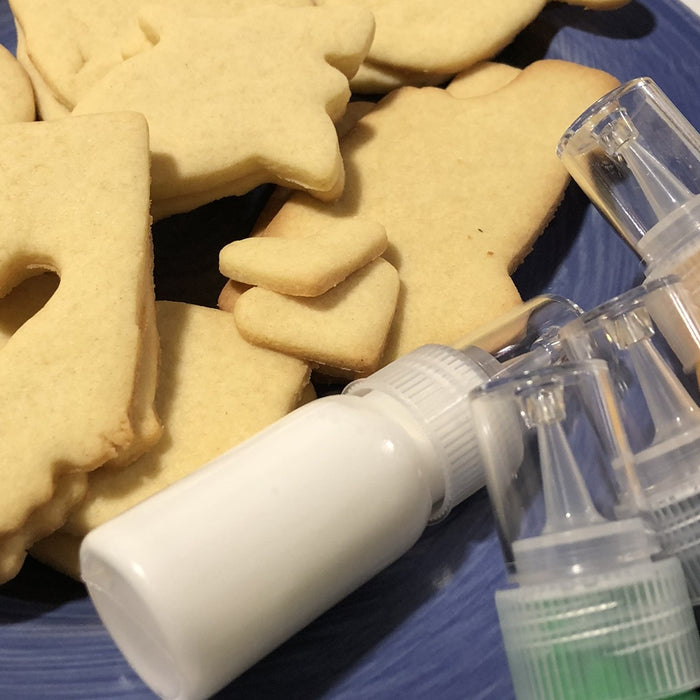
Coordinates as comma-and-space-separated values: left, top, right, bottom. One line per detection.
470, 360, 700, 700
346, 344, 502, 521
346, 295, 583, 521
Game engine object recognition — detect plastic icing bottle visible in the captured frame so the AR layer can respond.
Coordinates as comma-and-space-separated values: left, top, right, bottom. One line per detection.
79, 296, 580, 700
470, 360, 700, 700
560, 278, 700, 605
557, 77, 700, 317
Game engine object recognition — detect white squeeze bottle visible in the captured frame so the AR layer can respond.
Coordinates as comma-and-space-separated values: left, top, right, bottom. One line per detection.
79, 295, 579, 700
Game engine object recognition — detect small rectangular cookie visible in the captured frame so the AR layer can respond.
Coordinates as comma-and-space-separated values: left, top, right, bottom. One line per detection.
220, 218, 387, 296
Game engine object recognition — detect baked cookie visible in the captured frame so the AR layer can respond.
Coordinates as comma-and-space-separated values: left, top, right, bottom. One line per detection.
0, 112, 158, 582
315, 0, 630, 93
69, 4, 374, 215
0, 42, 34, 122
10, 0, 314, 111
254, 60, 620, 365
446, 61, 521, 99
233, 257, 400, 376
32, 301, 311, 577
14, 26, 69, 120
220, 218, 387, 296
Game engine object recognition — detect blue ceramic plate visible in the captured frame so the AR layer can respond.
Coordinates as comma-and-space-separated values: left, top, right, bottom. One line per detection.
1, 2, 699, 698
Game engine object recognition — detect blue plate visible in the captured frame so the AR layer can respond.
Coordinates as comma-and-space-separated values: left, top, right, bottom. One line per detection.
1, 1, 700, 698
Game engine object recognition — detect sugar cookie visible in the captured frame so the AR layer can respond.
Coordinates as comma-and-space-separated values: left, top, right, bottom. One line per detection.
30, 301, 309, 581
318, 0, 629, 93
0, 42, 34, 122
71, 4, 374, 211
446, 61, 521, 99
218, 279, 251, 312
0, 112, 157, 582
10, 0, 315, 110
14, 26, 69, 120
233, 258, 400, 376
255, 60, 620, 365
220, 218, 387, 297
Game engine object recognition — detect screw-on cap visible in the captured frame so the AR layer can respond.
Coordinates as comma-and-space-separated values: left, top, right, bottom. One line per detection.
345, 344, 510, 520
648, 482, 700, 605
497, 555, 700, 700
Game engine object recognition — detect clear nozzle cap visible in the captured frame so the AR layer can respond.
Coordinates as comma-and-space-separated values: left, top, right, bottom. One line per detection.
560, 278, 700, 603
470, 360, 649, 586
557, 77, 700, 268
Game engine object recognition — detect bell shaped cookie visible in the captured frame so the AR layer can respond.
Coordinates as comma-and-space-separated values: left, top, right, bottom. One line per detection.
255, 60, 620, 365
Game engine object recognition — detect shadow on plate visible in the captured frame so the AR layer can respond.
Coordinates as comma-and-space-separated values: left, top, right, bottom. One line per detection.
153, 185, 274, 308
0, 557, 85, 622
513, 182, 591, 299
498, 1, 656, 67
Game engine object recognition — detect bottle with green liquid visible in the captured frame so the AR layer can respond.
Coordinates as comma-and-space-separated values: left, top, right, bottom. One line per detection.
470, 360, 700, 700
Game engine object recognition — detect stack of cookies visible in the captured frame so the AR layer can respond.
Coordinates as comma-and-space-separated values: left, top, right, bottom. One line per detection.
0, 0, 629, 581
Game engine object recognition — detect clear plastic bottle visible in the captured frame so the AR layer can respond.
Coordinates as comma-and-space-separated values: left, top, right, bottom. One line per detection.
79, 296, 579, 700
470, 359, 700, 700
560, 277, 700, 604
557, 77, 700, 323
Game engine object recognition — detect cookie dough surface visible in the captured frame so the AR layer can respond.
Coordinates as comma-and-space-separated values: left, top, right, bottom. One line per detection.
33, 301, 312, 578
233, 257, 400, 375
220, 218, 387, 296
0, 43, 34, 122
61, 300, 311, 536
69, 4, 373, 212
10, 0, 314, 110
317, 0, 547, 74
446, 62, 521, 99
